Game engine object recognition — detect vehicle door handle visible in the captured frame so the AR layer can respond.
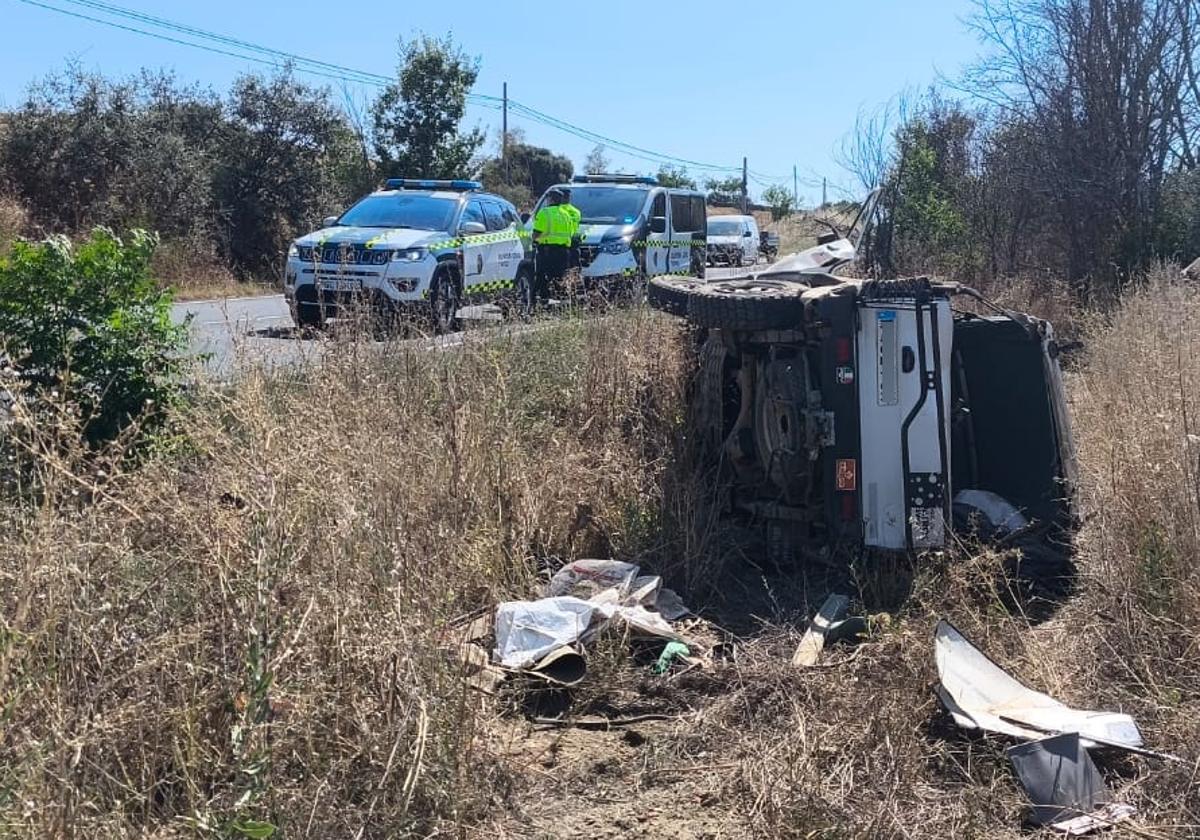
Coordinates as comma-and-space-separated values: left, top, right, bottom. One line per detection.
902, 346, 915, 373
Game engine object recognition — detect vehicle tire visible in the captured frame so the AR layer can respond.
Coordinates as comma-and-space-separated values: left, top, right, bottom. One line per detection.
653, 276, 810, 331
292, 296, 324, 332
647, 275, 705, 316
429, 268, 461, 335
508, 266, 535, 322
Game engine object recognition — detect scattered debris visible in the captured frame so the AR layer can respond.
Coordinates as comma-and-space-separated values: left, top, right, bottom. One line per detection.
934, 620, 1145, 750
792, 593, 850, 667
654, 641, 691, 674
493, 559, 701, 684
1007, 733, 1136, 835
527, 645, 587, 686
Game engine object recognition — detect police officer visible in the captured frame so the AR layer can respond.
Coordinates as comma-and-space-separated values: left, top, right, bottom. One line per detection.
559, 188, 583, 268
531, 189, 575, 304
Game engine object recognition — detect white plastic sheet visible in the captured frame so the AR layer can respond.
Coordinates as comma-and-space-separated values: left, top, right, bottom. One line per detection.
495, 560, 693, 670
493, 597, 597, 669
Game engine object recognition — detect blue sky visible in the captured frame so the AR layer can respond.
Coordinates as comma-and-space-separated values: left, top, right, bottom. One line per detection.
2, 0, 983, 204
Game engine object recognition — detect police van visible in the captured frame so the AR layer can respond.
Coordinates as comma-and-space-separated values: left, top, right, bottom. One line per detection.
285, 179, 531, 334
528, 174, 707, 289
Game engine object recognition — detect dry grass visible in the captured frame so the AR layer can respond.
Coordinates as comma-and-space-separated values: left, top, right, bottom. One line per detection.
153, 235, 274, 301
4, 272, 1200, 838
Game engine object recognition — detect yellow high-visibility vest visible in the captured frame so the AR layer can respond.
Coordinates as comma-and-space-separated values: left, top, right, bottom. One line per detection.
533, 205, 574, 246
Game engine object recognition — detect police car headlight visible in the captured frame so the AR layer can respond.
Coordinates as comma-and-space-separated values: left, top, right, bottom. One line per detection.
287, 243, 299, 258
600, 238, 632, 255
392, 248, 426, 262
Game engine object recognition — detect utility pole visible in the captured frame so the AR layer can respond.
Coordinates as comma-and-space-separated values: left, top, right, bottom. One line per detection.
502, 83, 509, 183
741, 156, 748, 214
793, 165, 798, 207
822, 177, 827, 208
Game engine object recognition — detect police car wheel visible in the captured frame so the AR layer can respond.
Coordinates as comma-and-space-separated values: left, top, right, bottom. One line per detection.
513, 267, 535, 321
430, 270, 461, 335
293, 301, 324, 332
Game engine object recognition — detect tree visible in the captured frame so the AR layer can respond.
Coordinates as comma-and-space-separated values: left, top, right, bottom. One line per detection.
963, 0, 1194, 292
761, 185, 795, 220
478, 130, 573, 209
583, 144, 610, 174
704, 176, 743, 207
656, 165, 696, 189
0, 67, 225, 237
216, 71, 353, 276
372, 35, 484, 178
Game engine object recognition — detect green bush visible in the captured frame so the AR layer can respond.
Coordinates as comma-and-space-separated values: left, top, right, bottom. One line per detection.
0, 228, 186, 446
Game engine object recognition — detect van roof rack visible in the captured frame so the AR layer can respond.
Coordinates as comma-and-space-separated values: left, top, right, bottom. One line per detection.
383, 178, 482, 191
571, 174, 658, 185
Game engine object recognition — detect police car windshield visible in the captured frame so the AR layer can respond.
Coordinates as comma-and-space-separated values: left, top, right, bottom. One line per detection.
336, 194, 457, 231
565, 187, 648, 225
707, 219, 744, 236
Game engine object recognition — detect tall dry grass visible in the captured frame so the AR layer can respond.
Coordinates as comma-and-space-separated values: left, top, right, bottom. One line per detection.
0, 310, 694, 837
5, 272, 1200, 838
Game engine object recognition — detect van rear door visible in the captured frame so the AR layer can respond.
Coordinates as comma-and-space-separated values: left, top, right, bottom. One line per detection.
856, 292, 954, 550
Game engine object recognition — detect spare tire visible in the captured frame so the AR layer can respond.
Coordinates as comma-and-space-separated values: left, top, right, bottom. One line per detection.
687, 277, 810, 330
647, 275, 705, 315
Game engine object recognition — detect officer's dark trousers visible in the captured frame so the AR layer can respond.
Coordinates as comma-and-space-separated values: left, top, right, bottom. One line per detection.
535, 244, 570, 300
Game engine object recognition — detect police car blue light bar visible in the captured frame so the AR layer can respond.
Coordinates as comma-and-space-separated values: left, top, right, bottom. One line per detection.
384, 179, 482, 191
571, 174, 658, 185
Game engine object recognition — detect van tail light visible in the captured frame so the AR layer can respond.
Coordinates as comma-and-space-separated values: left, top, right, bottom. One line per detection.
835, 336, 852, 363
841, 493, 857, 521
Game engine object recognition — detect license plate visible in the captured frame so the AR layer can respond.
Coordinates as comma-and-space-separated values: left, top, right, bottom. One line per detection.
317, 278, 362, 293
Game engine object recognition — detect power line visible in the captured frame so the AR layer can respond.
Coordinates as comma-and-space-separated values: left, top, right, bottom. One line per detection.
17, 0, 755, 176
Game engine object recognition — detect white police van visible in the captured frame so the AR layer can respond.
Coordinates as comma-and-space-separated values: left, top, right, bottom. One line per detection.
528, 174, 707, 290
285, 179, 531, 334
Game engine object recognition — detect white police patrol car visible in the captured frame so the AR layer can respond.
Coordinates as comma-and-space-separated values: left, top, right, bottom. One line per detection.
285, 179, 531, 334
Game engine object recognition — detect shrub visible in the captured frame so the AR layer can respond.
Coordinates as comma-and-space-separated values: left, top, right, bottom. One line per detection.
0, 228, 186, 447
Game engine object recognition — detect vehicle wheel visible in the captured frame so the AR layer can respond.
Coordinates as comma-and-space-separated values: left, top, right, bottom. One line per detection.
647, 275, 705, 316
651, 276, 810, 331
510, 267, 535, 321
292, 301, 324, 332
430, 269, 461, 335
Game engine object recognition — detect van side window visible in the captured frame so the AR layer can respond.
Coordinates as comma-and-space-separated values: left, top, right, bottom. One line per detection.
691, 196, 706, 232
670, 194, 694, 232
650, 192, 666, 220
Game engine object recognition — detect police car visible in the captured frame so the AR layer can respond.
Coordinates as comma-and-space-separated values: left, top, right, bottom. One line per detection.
285, 179, 531, 334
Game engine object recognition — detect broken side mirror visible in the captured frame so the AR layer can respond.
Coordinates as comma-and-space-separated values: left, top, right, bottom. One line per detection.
650, 215, 667, 234
817, 231, 838, 245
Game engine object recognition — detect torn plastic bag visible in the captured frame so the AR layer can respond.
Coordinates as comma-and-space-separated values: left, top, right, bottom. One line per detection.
547, 559, 640, 599
934, 620, 1144, 750
493, 597, 597, 669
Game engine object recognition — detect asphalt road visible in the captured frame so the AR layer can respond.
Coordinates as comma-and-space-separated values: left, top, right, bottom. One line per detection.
172, 262, 763, 376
